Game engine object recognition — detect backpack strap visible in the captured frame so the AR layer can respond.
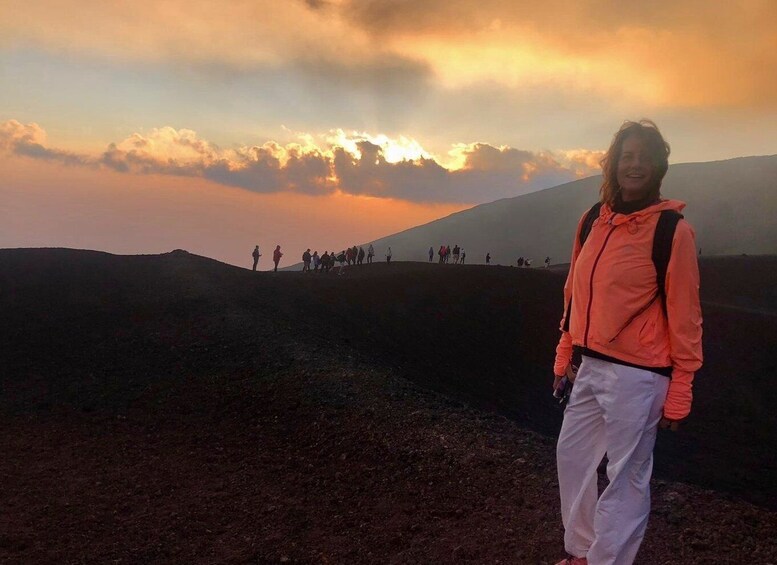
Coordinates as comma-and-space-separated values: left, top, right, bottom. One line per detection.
563, 203, 602, 332
652, 210, 683, 316
579, 202, 602, 247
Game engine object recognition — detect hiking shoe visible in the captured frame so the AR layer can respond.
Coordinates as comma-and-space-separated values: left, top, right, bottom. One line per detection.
554, 557, 587, 565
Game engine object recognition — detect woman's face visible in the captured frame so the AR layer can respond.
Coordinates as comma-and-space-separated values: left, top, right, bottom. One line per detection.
616, 134, 655, 202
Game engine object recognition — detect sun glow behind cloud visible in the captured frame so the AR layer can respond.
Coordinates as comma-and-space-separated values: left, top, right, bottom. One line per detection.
324, 129, 433, 163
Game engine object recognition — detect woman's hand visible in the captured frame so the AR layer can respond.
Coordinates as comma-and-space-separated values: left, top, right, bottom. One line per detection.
553, 360, 578, 391
565, 363, 579, 383
659, 417, 684, 432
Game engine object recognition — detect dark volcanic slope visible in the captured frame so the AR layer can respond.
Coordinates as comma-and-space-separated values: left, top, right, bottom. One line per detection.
2, 249, 776, 563
274, 254, 777, 507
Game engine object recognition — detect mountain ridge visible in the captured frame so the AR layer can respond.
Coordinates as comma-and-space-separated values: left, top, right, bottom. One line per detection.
304, 154, 777, 269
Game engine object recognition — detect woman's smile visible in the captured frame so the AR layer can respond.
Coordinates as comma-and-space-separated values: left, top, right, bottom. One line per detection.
617, 135, 655, 201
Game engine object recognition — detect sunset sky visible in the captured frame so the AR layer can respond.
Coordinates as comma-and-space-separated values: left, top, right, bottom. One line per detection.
2, 0, 775, 267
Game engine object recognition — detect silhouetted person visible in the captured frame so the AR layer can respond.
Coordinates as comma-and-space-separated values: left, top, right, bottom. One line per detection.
460, 249, 466, 264
438, 245, 445, 263
358, 246, 365, 265
302, 248, 312, 272
453, 245, 460, 264
517, 256, 524, 267
336, 250, 347, 275
428, 246, 434, 262
386, 246, 392, 264
313, 251, 320, 271
545, 256, 551, 269
321, 251, 330, 273
252, 245, 261, 271
273, 245, 283, 272
486, 252, 491, 265
367, 243, 375, 264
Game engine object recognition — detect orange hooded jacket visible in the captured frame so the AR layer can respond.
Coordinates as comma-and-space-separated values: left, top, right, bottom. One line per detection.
554, 199, 703, 420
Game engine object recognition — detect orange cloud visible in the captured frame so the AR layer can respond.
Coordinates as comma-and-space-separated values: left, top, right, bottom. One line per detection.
340, 1, 777, 109
561, 149, 607, 177
4, 1, 774, 110
99, 128, 336, 195
0, 1, 369, 68
0, 120, 92, 166
2, 120, 602, 203
0, 120, 47, 147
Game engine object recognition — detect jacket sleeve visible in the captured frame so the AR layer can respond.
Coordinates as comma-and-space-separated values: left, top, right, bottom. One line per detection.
663, 220, 703, 420
553, 212, 587, 376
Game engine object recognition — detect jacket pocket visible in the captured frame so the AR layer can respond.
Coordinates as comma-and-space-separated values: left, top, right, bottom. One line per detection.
637, 317, 657, 351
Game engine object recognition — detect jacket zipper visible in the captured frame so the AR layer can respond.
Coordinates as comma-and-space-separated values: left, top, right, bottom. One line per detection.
584, 221, 617, 348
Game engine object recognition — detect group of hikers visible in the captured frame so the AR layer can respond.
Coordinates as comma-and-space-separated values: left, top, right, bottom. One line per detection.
515, 256, 551, 267
431, 246, 552, 268
252, 244, 287, 272
252, 244, 553, 272
300, 244, 386, 275
431, 244, 466, 264
252, 243, 395, 274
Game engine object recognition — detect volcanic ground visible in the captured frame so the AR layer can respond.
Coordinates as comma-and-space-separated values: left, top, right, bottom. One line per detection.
1, 248, 776, 564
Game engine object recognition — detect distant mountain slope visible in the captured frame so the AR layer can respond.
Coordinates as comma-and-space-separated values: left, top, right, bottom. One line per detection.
362, 154, 777, 265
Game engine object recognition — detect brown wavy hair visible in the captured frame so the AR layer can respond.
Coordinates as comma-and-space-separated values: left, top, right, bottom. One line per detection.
599, 119, 671, 206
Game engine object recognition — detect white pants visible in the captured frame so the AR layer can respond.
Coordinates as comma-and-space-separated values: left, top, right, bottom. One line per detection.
557, 356, 669, 565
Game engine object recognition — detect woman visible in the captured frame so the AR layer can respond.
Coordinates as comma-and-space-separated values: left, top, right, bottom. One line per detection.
553, 120, 702, 565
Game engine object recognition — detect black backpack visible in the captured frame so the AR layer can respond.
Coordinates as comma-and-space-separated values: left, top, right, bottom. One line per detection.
562, 202, 683, 332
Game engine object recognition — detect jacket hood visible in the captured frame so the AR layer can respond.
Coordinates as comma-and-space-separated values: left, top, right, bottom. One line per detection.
602, 198, 686, 226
